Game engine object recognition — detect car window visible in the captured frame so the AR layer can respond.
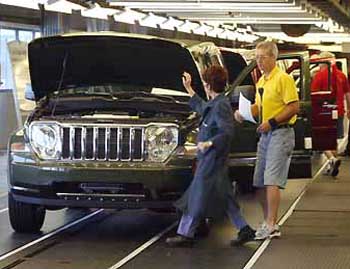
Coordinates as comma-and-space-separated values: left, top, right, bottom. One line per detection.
221, 50, 250, 85
230, 66, 256, 105
279, 57, 303, 99
310, 61, 331, 92
231, 55, 303, 105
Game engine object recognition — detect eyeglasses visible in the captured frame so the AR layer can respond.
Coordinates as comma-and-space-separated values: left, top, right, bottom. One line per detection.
255, 55, 272, 60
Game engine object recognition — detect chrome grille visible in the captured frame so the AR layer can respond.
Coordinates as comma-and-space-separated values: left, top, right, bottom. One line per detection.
61, 125, 145, 161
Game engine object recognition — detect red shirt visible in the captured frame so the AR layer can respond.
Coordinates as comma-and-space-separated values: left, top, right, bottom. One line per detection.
311, 65, 350, 116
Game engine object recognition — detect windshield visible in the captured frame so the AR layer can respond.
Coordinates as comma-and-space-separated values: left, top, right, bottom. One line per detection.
45, 83, 192, 118
55, 84, 190, 99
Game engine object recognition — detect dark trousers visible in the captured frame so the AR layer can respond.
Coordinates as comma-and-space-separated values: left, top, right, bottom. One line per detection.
177, 196, 248, 238
345, 123, 350, 154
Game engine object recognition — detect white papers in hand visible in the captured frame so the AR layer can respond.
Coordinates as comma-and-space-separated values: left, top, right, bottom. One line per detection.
239, 92, 257, 124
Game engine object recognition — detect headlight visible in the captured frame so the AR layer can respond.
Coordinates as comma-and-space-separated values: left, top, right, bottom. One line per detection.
29, 122, 61, 160
145, 125, 178, 162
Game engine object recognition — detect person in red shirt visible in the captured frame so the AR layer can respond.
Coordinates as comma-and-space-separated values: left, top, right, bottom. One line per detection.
311, 51, 350, 176
340, 70, 350, 156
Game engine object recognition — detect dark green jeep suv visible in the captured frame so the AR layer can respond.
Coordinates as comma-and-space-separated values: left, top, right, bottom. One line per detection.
8, 33, 206, 233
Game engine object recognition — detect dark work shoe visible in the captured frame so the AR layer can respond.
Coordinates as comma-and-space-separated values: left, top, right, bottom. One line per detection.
194, 219, 210, 238
166, 235, 194, 247
230, 225, 256, 246
339, 150, 350, 157
331, 159, 341, 177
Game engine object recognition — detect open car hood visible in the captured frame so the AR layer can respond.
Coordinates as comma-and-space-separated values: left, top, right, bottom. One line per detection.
28, 33, 204, 101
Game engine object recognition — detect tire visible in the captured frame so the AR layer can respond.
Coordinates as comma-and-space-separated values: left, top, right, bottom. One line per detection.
8, 193, 46, 233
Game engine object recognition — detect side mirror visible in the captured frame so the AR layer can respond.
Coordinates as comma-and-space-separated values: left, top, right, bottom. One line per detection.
24, 84, 35, 101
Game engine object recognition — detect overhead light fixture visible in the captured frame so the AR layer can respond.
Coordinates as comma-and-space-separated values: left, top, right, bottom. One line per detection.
133, 7, 304, 13
192, 23, 214, 35
199, 19, 323, 24
225, 31, 239, 41
217, 29, 229, 40
0, 0, 45, 9
230, 30, 247, 42
159, 17, 183, 30
217, 28, 259, 43
45, 0, 84, 14
136, 6, 304, 13
139, 12, 166, 28
186, 15, 320, 21
113, 8, 146, 24
177, 20, 200, 33
109, 2, 297, 8
81, 3, 117, 19
206, 27, 225, 38
256, 32, 350, 44
315, 18, 344, 33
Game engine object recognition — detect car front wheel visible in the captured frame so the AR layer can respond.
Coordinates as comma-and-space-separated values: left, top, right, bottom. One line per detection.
8, 193, 46, 233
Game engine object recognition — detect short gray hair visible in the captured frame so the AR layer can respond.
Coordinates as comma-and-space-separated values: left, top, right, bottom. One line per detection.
256, 41, 278, 59
319, 51, 335, 59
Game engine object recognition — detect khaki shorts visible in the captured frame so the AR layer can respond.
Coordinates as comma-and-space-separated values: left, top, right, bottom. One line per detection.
253, 128, 295, 189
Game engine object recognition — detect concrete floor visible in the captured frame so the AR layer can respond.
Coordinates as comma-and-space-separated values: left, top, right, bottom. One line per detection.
0, 147, 311, 269
0, 147, 342, 269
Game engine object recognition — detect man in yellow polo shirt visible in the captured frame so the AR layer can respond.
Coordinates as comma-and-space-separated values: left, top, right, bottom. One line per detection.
235, 41, 299, 240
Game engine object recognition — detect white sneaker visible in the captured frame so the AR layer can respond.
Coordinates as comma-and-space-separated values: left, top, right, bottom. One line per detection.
323, 162, 332, 175
255, 221, 267, 234
255, 223, 281, 240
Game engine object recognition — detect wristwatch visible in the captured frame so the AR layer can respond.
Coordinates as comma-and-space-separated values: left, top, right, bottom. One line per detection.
268, 118, 278, 130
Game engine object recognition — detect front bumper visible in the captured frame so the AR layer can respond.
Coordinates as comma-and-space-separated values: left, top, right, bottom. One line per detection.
10, 192, 175, 209
9, 152, 194, 209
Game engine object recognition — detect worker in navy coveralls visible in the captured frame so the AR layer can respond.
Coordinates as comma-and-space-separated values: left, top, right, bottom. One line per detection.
166, 65, 255, 247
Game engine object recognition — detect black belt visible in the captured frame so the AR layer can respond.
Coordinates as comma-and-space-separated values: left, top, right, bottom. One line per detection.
276, 124, 293, 129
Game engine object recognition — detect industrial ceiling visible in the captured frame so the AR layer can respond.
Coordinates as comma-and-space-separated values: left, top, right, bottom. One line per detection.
1, 0, 350, 44
107, 0, 350, 40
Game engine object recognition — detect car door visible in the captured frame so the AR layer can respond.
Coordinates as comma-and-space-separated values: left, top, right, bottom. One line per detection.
309, 59, 337, 150
227, 52, 312, 156
227, 51, 336, 179
221, 49, 258, 153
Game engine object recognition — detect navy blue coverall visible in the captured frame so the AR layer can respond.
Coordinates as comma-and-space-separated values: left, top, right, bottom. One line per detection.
175, 93, 248, 238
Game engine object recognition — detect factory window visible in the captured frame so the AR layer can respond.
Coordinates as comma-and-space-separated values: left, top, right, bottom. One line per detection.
0, 28, 16, 88
0, 26, 40, 89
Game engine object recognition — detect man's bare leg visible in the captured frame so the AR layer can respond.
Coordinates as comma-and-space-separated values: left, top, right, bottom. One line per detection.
256, 188, 267, 221
324, 150, 334, 159
266, 185, 280, 227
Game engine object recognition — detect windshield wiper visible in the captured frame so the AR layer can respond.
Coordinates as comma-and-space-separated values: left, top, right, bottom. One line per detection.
80, 85, 115, 97
115, 91, 179, 103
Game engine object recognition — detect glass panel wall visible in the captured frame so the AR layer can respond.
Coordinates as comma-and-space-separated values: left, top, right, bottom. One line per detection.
0, 24, 40, 122
0, 28, 16, 88
0, 26, 40, 88
18, 30, 34, 43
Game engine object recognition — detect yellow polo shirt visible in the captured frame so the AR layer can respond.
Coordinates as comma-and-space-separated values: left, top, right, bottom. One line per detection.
256, 66, 299, 124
